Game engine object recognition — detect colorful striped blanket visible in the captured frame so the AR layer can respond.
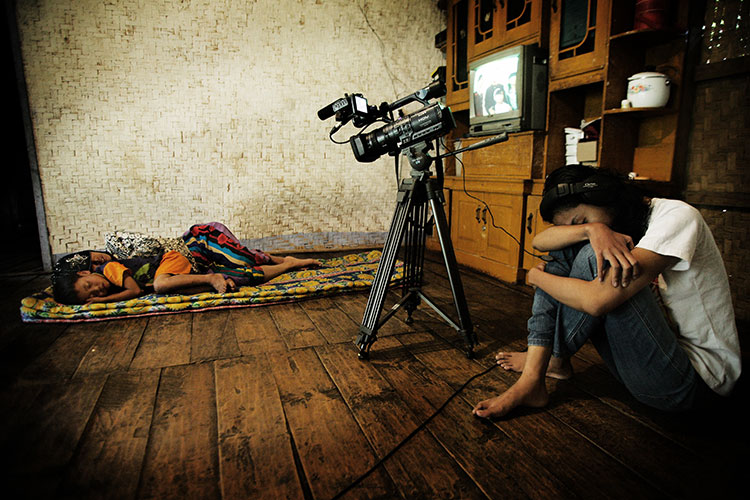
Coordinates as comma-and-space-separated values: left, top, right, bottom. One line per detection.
21, 251, 402, 323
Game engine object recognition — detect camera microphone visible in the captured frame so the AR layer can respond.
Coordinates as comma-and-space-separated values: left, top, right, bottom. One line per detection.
317, 97, 350, 121
439, 132, 509, 158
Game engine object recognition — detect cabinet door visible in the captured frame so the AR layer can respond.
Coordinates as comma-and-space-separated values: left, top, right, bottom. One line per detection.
450, 190, 485, 256
447, 0, 470, 107
469, 0, 544, 59
483, 191, 524, 270
501, 0, 544, 47
469, 0, 499, 58
521, 194, 552, 272
549, 0, 609, 81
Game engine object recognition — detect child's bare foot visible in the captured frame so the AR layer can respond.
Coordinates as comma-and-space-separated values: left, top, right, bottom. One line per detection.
495, 351, 573, 380
208, 273, 229, 293
472, 378, 549, 418
226, 278, 236, 292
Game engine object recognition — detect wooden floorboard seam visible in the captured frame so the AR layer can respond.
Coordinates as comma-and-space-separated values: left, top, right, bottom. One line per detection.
133, 366, 165, 500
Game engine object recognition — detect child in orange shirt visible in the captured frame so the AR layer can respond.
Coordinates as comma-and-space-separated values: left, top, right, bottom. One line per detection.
53, 248, 318, 305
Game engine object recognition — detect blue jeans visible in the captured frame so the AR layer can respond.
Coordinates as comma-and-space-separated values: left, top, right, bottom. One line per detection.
527, 243, 711, 411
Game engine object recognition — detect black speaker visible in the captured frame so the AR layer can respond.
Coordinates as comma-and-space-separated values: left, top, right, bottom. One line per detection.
539, 174, 619, 219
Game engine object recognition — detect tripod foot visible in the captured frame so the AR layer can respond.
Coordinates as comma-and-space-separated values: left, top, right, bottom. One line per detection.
356, 333, 373, 360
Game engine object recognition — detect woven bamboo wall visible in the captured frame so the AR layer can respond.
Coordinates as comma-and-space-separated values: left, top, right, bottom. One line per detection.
687, 75, 750, 323
698, 207, 750, 323
686, 75, 750, 197
685, 0, 750, 324
16, 0, 445, 255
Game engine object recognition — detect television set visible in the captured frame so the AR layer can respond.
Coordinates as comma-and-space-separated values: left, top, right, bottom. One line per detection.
468, 44, 548, 136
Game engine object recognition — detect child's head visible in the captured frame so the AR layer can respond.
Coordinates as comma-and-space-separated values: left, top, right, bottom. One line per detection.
52, 271, 111, 304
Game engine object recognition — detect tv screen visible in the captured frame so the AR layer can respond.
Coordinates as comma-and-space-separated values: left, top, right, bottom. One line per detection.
470, 46, 522, 123
469, 44, 547, 136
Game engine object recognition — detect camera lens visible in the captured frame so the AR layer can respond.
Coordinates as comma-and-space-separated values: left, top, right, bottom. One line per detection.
350, 103, 454, 162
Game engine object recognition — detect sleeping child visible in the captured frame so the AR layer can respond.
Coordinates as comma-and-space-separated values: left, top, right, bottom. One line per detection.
52, 223, 320, 305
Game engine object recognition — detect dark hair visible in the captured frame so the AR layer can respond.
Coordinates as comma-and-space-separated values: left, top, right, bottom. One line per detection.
540, 165, 651, 243
53, 250, 91, 274
52, 272, 84, 305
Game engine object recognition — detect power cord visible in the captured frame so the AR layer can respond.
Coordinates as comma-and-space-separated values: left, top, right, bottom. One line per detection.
329, 362, 500, 500
329, 118, 388, 146
451, 149, 555, 264
323, 133, 552, 500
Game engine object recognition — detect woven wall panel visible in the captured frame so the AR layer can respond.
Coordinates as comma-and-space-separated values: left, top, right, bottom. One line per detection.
17, 0, 445, 254
687, 72, 750, 323
699, 207, 750, 323
686, 75, 750, 195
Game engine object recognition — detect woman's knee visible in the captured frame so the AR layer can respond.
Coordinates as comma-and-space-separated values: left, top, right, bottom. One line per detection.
569, 243, 598, 281
546, 242, 596, 279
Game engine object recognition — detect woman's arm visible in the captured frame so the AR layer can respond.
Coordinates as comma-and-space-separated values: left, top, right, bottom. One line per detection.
532, 224, 591, 251
527, 247, 678, 316
533, 222, 640, 288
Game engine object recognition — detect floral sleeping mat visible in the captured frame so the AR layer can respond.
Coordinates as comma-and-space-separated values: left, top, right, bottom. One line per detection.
21, 249, 401, 323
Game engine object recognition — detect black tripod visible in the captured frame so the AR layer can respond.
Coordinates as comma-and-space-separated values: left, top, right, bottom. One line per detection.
355, 140, 476, 359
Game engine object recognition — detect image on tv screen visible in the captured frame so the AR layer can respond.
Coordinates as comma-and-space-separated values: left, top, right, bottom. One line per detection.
471, 52, 520, 118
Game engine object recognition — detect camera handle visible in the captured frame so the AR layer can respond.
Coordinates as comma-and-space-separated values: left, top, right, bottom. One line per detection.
355, 140, 476, 359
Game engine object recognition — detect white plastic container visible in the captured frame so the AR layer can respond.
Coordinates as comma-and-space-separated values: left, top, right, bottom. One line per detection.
627, 72, 671, 108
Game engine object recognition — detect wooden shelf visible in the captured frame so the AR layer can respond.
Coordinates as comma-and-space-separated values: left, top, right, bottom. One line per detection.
609, 28, 684, 45
602, 106, 676, 117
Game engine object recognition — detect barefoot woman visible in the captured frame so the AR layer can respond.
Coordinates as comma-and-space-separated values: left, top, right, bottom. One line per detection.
473, 165, 741, 418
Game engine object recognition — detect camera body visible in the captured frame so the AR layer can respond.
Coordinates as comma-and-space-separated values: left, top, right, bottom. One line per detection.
318, 76, 455, 164
349, 102, 455, 163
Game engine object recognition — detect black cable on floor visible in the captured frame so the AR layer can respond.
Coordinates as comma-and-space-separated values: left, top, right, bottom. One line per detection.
329, 362, 499, 500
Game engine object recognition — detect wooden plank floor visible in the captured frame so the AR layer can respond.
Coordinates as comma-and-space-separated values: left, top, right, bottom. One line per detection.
1, 249, 747, 499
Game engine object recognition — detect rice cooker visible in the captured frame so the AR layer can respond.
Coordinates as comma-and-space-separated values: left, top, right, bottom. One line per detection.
627, 72, 671, 108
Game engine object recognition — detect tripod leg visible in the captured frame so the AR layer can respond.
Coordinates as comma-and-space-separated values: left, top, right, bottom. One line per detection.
401, 194, 428, 325
356, 179, 414, 359
426, 182, 476, 356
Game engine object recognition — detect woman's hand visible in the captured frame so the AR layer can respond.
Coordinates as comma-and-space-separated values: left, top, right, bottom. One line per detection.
527, 261, 546, 289
585, 223, 640, 288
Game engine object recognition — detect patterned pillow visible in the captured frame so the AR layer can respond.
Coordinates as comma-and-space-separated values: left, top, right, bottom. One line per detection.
104, 231, 200, 271
105, 231, 162, 258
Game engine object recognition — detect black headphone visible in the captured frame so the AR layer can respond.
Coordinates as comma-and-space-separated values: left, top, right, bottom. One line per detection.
539, 174, 620, 221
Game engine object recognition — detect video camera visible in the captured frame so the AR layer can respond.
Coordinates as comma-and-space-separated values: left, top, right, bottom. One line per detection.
317, 70, 455, 164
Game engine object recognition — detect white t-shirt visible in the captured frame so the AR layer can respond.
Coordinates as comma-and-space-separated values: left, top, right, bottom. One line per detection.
637, 198, 741, 396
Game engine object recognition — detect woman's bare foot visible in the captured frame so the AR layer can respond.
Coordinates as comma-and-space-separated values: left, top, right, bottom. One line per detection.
472, 377, 549, 419
495, 351, 573, 380
208, 273, 229, 293
284, 256, 321, 269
